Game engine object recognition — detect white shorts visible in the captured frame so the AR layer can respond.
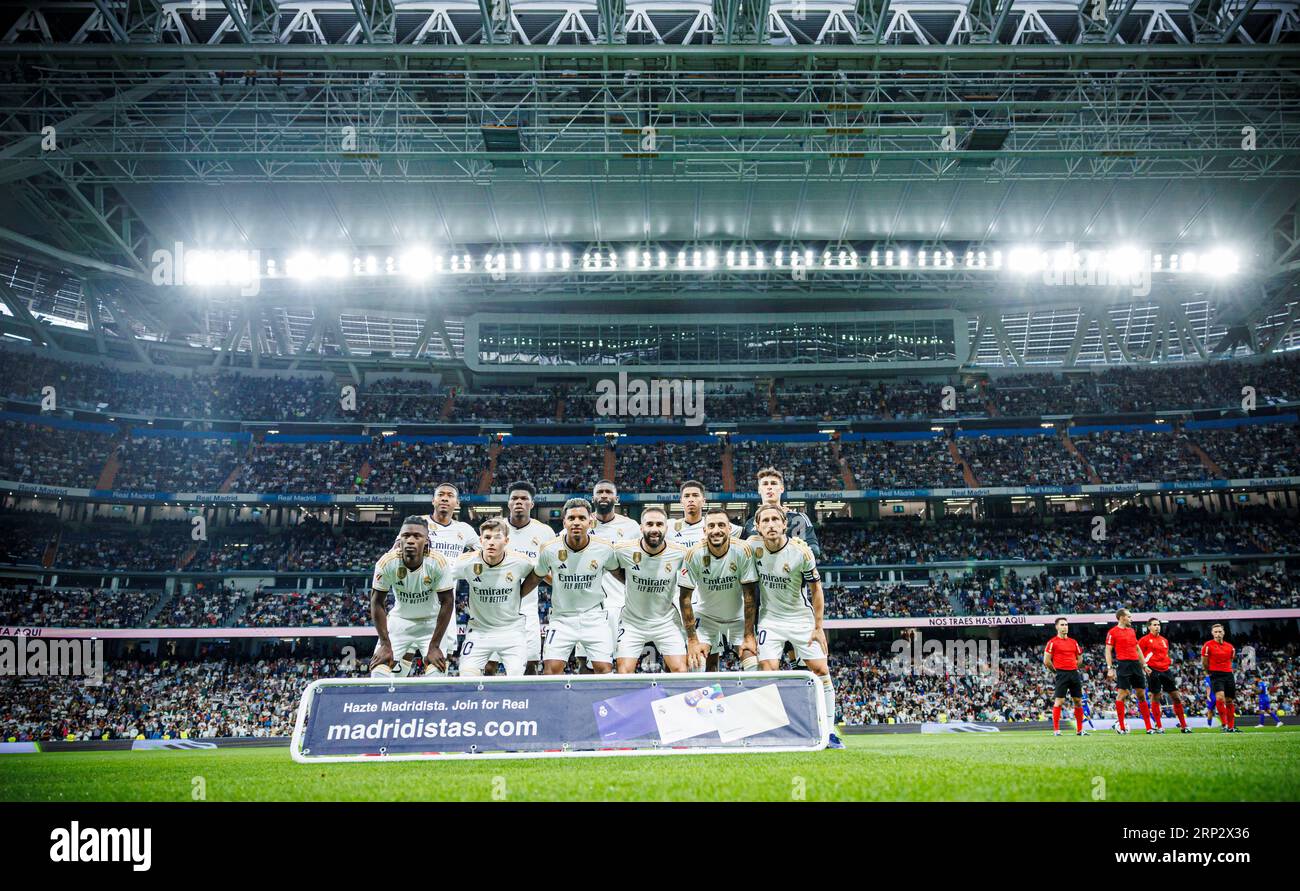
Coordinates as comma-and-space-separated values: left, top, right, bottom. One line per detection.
388, 615, 436, 662
616, 615, 687, 660
462, 626, 528, 677
545, 610, 613, 665
524, 612, 541, 663
757, 614, 825, 663
696, 616, 747, 651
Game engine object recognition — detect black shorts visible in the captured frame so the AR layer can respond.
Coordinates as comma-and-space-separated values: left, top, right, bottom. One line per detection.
1053, 669, 1082, 700
1209, 671, 1236, 698
1115, 660, 1146, 691
1147, 669, 1178, 695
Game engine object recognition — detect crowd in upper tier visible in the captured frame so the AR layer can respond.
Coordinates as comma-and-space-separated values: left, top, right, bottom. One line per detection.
2, 417, 1296, 493
4, 506, 1298, 577
3, 638, 1294, 740
3, 348, 1299, 425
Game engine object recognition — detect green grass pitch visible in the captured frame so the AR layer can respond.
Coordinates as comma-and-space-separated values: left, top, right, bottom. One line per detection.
3, 728, 1298, 802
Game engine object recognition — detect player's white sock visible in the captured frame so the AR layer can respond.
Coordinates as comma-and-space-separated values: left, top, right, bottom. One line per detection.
821, 675, 835, 727
741, 655, 759, 671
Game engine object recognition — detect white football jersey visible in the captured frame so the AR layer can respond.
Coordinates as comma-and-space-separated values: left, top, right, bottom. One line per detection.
504, 517, 554, 621
534, 534, 620, 616
747, 535, 819, 624
372, 550, 454, 623
679, 539, 758, 624
668, 516, 744, 549
615, 540, 687, 626
452, 549, 534, 632
420, 515, 478, 561
590, 513, 640, 604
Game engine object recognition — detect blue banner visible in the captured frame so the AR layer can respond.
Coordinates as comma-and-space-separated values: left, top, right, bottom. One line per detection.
292, 673, 826, 761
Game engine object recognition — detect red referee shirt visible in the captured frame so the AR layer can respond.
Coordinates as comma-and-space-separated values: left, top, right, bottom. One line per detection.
1202, 639, 1235, 673
1105, 625, 1140, 661
1045, 636, 1082, 671
1138, 633, 1171, 671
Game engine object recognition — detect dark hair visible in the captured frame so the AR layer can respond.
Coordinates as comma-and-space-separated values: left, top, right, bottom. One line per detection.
1116, 608, 1130, 619
434, 482, 459, 496
507, 480, 536, 498
1147, 617, 1161, 625
1055, 617, 1068, 625
641, 504, 668, 519
563, 497, 593, 516
706, 506, 731, 519
594, 479, 617, 491
401, 515, 430, 529
680, 480, 706, 496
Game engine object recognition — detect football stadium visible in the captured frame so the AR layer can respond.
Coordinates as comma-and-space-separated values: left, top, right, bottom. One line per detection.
1, 1, 1299, 846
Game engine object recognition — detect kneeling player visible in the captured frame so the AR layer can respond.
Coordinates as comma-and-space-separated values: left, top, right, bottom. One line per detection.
1138, 618, 1190, 733
1044, 617, 1087, 736
611, 505, 688, 673
368, 517, 455, 677
452, 518, 541, 677
679, 507, 758, 672
749, 504, 843, 749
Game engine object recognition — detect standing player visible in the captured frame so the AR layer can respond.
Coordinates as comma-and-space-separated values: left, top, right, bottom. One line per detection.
611, 505, 689, 673
740, 467, 822, 559
750, 503, 842, 749
1043, 617, 1087, 736
451, 518, 540, 677
529, 498, 621, 674
1205, 674, 1217, 726
1104, 608, 1153, 734
1138, 617, 1191, 733
1255, 677, 1284, 728
669, 480, 743, 548
1080, 688, 1096, 730
398, 482, 477, 673
497, 480, 553, 674
369, 517, 455, 677
1201, 623, 1240, 733
588, 479, 640, 662
679, 507, 759, 673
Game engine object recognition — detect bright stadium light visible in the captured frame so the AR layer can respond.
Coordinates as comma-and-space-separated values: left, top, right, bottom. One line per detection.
400, 248, 434, 279
529, 250, 541, 271
1203, 247, 1239, 276
705, 249, 717, 269
286, 251, 318, 280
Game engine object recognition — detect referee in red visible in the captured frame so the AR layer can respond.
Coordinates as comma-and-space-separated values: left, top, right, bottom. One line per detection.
1044, 617, 1088, 736
1201, 623, 1240, 733
1138, 617, 1191, 733
1105, 608, 1153, 734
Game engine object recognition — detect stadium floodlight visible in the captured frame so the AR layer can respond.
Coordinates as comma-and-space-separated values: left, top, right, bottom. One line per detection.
1183, 251, 1198, 273
561, 250, 571, 269
286, 251, 319, 280
545, 251, 555, 270
324, 253, 349, 278
900, 250, 909, 268
885, 250, 894, 267
399, 248, 434, 280
626, 248, 638, 269
1203, 248, 1239, 276
804, 249, 814, 267
705, 249, 717, 269
775, 249, 785, 267
512, 251, 522, 271
726, 249, 735, 267
529, 251, 541, 271
1008, 247, 1042, 274
871, 251, 879, 267
755, 250, 766, 269
918, 250, 927, 268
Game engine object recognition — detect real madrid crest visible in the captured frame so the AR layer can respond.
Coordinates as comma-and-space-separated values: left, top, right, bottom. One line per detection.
782, 563, 790, 573
632, 551, 642, 564
397, 566, 408, 580
473, 563, 484, 576
559, 549, 568, 561
675, 520, 683, 532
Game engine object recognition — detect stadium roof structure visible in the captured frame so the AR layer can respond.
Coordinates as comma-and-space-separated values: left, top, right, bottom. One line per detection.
0, 1, 1298, 376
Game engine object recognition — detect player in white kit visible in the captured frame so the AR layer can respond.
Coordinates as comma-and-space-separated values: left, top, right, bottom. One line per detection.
668, 481, 743, 643
678, 506, 759, 672
403, 482, 478, 672
749, 504, 843, 749
451, 518, 541, 677
611, 505, 689, 673
527, 498, 621, 674
369, 516, 456, 676
493, 480, 552, 674
585, 479, 639, 665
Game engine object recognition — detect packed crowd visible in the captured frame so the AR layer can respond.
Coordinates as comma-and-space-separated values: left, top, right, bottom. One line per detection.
841, 438, 965, 489
959, 433, 1093, 487
490, 444, 609, 494
731, 441, 844, 491
614, 441, 725, 493
0, 585, 158, 628
1073, 429, 1212, 483
241, 590, 369, 627
1194, 424, 1298, 480
0, 420, 114, 488
111, 435, 246, 492
4, 348, 1299, 426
